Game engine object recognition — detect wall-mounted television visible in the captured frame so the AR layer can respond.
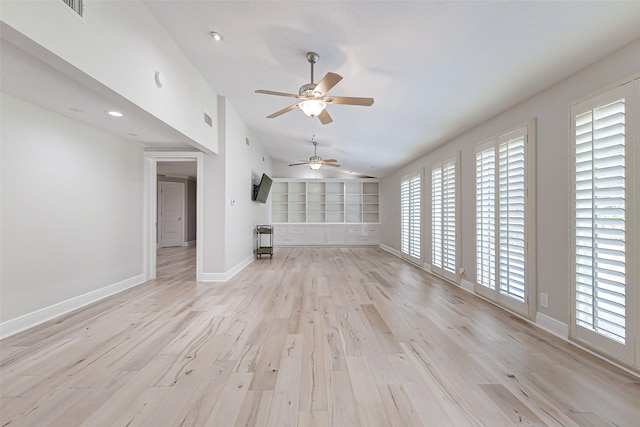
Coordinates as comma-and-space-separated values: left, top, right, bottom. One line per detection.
252, 173, 273, 203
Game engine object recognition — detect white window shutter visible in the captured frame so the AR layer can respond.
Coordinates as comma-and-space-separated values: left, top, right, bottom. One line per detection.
431, 167, 443, 269
476, 145, 496, 290
432, 154, 458, 281
401, 178, 410, 255
498, 136, 526, 302
409, 174, 421, 259
574, 97, 627, 345
474, 123, 533, 318
401, 170, 421, 263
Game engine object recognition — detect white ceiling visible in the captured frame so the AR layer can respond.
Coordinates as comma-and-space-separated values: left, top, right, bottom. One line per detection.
144, 1, 640, 177
3, 2, 640, 178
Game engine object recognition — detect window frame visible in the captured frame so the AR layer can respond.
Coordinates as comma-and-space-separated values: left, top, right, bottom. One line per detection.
473, 121, 536, 319
569, 80, 638, 365
401, 169, 423, 265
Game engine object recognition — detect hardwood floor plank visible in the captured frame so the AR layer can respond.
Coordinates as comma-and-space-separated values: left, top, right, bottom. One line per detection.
166, 359, 236, 427
249, 318, 290, 390
345, 356, 391, 427
326, 370, 361, 427
1, 246, 639, 426
264, 356, 302, 427
361, 303, 403, 354
202, 372, 253, 426
299, 324, 328, 411
234, 389, 274, 427
298, 410, 330, 427
377, 384, 424, 427
79, 354, 178, 426
478, 383, 546, 426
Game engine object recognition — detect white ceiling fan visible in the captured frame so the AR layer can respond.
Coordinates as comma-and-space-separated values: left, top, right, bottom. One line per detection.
289, 138, 340, 170
255, 51, 374, 125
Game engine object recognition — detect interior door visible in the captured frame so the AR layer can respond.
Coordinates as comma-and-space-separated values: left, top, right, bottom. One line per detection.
159, 181, 185, 247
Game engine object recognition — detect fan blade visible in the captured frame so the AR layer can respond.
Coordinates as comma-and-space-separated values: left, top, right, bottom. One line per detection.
320, 159, 338, 163
288, 162, 309, 166
267, 103, 299, 118
315, 72, 343, 95
255, 89, 300, 99
326, 96, 374, 106
323, 163, 341, 167
317, 109, 333, 125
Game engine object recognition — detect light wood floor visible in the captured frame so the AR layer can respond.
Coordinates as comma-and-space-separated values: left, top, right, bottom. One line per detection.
1, 246, 639, 426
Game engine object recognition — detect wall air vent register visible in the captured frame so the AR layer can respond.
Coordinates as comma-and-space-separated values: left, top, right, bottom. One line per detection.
62, 0, 83, 17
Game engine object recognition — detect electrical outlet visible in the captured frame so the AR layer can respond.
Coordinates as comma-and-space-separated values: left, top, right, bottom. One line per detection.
459, 268, 465, 276
540, 292, 549, 309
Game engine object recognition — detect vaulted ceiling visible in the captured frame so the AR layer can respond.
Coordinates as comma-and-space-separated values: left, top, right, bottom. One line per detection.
144, 1, 640, 177
3, 2, 640, 178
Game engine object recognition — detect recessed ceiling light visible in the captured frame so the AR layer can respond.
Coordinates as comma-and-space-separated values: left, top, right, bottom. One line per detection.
107, 110, 124, 117
69, 108, 83, 113
209, 31, 224, 42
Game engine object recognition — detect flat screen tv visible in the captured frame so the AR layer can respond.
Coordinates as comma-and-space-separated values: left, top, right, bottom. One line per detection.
253, 173, 273, 203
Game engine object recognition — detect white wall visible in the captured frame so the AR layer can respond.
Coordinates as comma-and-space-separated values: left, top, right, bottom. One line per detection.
381, 37, 640, 325
0, 92, 144, 323
223, 98, 272, 271
0, 0, 218, 153
201, 97, 272, 277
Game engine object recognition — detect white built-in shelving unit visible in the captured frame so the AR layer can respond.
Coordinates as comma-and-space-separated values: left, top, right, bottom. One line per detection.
271, 179, 380, 246
271, 179, 379, 224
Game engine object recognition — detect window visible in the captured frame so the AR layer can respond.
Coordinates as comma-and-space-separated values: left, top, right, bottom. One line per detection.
401, 170, 422, 264
570, 79, 638, 365
475, 123, 535, 318
431, 153, 459, 282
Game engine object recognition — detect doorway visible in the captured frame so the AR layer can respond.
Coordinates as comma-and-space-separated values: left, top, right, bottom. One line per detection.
144, 152, 204, 282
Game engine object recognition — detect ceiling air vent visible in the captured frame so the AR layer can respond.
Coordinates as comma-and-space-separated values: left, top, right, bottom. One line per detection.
203, 112, 213, 127
62, 0, 83, 17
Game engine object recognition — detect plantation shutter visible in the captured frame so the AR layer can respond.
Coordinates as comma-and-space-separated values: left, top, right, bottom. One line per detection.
574, 97, 627, 345
442, 161, 457, 273
498, 135, 526, 302
474, 123, 533, 318
476, 145, 496, 290
409, 173, 421, 259
401, 178, 410, 255
431, 167, 443, 269
401, 170, 421, 263
432, 154, 459, 281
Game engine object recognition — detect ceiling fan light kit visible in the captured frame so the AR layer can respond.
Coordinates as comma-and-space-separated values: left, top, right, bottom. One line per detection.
255, 51, 374, 125
298, 99, 326, 117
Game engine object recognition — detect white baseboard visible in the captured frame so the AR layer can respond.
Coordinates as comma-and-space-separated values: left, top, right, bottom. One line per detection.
379, 244, 401, 257
460, 279, 474, 293
535, 312, 568, 340
0, 274, 145, 340
182, 240, 196, 247
200, 255, 255, 282
423, 263, 431, 272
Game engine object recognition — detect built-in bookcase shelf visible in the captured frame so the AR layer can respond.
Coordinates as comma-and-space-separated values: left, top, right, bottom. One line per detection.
272, 179, 379, 224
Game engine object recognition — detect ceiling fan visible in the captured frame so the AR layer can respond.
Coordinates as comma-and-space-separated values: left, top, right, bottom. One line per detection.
255, 51, 374, 125
289, 139, 340, 170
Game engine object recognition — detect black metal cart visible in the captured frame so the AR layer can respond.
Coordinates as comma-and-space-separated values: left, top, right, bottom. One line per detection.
256, 225, 273, 258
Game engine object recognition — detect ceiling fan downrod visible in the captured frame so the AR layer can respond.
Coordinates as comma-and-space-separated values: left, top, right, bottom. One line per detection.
306, 51, 319, 84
